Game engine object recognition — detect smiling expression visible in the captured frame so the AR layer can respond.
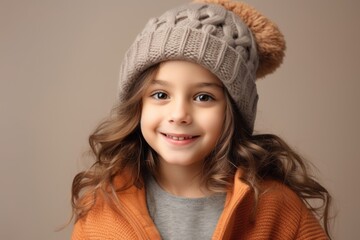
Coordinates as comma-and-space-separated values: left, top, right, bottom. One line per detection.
140, 60, 226, 170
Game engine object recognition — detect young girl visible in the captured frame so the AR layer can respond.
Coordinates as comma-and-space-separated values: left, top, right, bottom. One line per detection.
71, 0, 332, 239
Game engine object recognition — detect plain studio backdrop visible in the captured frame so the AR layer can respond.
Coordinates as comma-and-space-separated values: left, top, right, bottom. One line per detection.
1, 0, 359, 239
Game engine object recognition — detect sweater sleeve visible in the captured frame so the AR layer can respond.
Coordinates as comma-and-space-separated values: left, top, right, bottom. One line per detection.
260, 180, 328, 239
71, 218, 86, 240
226, 180, 330, 239
295, 203, 329, 240
69, 197, 140, 239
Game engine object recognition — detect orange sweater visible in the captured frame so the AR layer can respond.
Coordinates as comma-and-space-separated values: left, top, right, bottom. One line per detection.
72, 170, 328, 239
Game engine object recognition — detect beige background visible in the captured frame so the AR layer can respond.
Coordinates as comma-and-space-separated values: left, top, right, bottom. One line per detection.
1, 0, 359, 239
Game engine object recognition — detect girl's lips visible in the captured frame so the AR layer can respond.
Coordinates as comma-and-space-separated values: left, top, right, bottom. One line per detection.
163, 133, 196, 141
161, 133, 199, 145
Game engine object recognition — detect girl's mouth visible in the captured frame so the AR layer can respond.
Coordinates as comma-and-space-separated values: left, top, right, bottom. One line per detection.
161, 133, 199, 141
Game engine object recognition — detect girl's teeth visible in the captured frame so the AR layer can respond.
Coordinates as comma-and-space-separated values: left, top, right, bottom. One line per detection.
167, 135, 192, 140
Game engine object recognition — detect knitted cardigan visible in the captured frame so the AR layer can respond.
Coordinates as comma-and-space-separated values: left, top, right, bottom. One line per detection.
71, 169, 328, 239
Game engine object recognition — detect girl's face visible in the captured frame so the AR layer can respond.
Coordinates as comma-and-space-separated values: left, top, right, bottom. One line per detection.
140, 60, 226, 170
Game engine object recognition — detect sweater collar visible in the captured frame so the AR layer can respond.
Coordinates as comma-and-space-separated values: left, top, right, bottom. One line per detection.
112, 168, 251, 240
212, 168, 252, 240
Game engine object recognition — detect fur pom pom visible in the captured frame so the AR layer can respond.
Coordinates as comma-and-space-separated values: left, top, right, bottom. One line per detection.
194, 0, 286, 79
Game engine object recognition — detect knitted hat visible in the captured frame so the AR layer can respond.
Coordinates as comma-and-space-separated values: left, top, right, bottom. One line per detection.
118, 0, 285, 133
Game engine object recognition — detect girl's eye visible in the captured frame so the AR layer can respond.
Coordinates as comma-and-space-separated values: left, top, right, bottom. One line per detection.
194, 94, 214, 102
151, 92, 168, 100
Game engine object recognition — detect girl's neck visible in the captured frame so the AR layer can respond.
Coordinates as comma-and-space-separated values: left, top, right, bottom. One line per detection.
156, 161, 212, 198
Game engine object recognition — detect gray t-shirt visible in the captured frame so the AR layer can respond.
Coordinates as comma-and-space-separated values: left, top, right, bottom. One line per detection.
146, 175, 226, 240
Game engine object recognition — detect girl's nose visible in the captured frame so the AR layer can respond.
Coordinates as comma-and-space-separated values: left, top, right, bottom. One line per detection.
168, 100, 192, 125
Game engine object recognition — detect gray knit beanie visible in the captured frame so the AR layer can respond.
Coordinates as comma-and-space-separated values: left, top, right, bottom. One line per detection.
118, 0, 285, 133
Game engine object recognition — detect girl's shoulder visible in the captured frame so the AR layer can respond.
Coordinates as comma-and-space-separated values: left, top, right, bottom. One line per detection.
72, 185, 145, 240
260, 179, 303, 206
72, 201, 138, 240
256, 180, 327, 238
72, 171, 146, 239
256, 179, 312, 220
229, 179, 327, 239
233, 171, 310, 221
234, 170, 304, 210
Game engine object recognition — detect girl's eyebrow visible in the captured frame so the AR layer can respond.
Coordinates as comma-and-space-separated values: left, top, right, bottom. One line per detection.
151, 79, 223, 89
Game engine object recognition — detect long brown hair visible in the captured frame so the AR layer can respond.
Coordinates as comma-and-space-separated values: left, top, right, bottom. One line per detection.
71, 63, 332, 237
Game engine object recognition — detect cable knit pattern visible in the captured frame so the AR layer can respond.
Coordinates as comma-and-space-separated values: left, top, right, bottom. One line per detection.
72, 170, 328, 240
